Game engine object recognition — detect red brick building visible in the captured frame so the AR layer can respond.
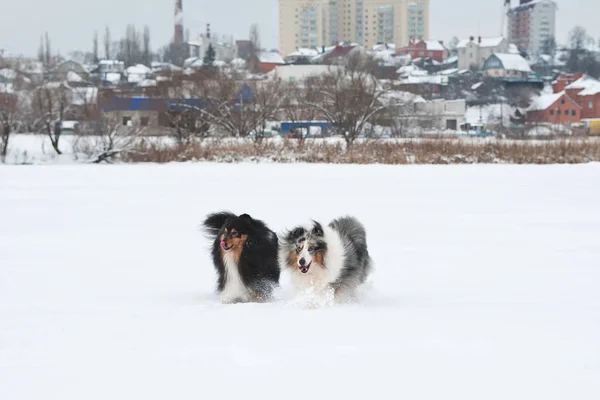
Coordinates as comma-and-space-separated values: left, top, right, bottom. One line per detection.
552, 73, 583, 93
527, 92, 582, 124
396, 40, 449, 63
529, 74, 600, 125
248, 52, 286, 74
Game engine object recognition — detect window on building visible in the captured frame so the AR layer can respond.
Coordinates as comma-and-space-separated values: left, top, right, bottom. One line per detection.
560, 99, 565, 105
140, 117, 150, 127
571, 110, 576, 116
550, 110, 554, 116
590, 101, 594, 109
122, 116, 132, 127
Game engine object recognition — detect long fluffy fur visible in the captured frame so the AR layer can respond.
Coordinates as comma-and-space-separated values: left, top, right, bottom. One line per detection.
203, 211, 280, 303
279, 216, 373, 300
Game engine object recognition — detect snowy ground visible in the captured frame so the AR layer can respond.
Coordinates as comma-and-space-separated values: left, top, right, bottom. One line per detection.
1, 163, 599, 399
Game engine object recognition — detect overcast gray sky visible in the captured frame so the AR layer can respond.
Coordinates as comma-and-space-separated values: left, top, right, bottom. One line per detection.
1, 0, 599, 57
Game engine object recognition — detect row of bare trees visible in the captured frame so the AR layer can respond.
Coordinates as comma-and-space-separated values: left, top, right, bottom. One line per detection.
0, 53, 407, 163
161, 57, 392, 147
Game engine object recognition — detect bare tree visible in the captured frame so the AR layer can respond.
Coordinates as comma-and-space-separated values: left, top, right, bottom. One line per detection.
37, 36, 45, 63
104, 25, 111, 60
248, 78, 285, 142
74, 113, 144, 163
280, 81, 320, 142
0, 93, 21, 162
92, 31, 99, 64
33, 82, 71, 155
448, 36, 460, 55
304, 66, 389, 147
44, 32, 52, 65
569, 26, 592, 51
143, 26, 151, 66
249, 23, 261, 57
193, 71, 284, 139
567, 26, 600, 77
541, 36, 557, 58
163, 75, 216, 145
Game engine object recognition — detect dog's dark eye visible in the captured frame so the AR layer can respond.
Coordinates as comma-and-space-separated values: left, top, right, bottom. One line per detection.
295, 246, 302, 254
308, 246, 315, 253
231, 231, 239, 238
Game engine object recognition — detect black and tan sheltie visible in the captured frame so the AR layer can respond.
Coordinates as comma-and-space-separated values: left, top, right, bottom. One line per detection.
203, 212, 280, 303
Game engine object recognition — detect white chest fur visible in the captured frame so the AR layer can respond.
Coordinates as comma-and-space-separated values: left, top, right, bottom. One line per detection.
221, 252, 249, 304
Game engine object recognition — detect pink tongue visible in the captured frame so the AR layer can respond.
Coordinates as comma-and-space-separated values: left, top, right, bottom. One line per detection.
220, 241, 227, 250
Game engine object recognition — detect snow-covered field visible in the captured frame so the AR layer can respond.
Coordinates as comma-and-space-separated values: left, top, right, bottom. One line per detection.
1, 163, 599, 399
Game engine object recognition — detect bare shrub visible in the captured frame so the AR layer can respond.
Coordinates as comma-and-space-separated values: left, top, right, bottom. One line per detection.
74, 114, 144, 163
120, 138, 600, 165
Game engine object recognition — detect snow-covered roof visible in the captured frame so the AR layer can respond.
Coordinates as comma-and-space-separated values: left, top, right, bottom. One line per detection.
102, 72, 122, 85
471, 82, 483, 90
0, 82, 14, 93
371, 43, 396, 52
127, 64, 152, 75
444, 55, 458, 65
287, 48, 319, 57
99, 60, 124, 66
565, 75, 600, 93
492, 53, 532, 73
399, 74, 448, 86
511, 0, 556, 10
0, 68, 17, 80
527, 91, 564, 111
373, 50, 407, 67
256, 51, 285, 64
381, 90, 425, 104
67, 71, 84, 83
578, 83, 600, 96
424, 40, 446, 51
270, 65, 341, 81
508, 44, 520, 54
439, 68, 459, 76
138, 79, 157, 88
71, 87, 98, 105
396, 64, 422, 76
231, 58, 247, 69
457, 37, 505, 49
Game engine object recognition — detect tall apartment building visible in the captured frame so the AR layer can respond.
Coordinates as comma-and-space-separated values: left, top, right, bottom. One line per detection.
507, 0, 557, 57
279, 0, 430, 56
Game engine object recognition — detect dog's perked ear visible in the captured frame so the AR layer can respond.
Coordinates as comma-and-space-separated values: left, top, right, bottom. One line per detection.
284, 227, 306, 243
311, 221, 324, 237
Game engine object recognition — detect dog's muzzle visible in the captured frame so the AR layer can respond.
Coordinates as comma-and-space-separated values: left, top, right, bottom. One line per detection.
299, 262, 311, 274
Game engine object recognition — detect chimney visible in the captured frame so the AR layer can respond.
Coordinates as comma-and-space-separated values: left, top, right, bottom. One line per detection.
478, 36, 482, 44
174, 0, 183, 46
470, 36, 474, 42
206, 23, 211, 40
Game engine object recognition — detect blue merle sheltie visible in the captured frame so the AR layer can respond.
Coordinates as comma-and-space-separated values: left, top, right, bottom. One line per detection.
279, 216, 373, 300
203, 212, 280, 303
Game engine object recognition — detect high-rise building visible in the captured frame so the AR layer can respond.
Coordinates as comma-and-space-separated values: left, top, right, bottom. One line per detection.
507, 0, 557, 57
279, 0, 430, 56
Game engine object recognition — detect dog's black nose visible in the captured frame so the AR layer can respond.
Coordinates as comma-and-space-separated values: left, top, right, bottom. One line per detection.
299, 258, 306, 266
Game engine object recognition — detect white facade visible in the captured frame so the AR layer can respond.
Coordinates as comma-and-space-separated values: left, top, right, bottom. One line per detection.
508, 0, 557, 56
457, 37, 508, 70
414, 99, 466, 130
